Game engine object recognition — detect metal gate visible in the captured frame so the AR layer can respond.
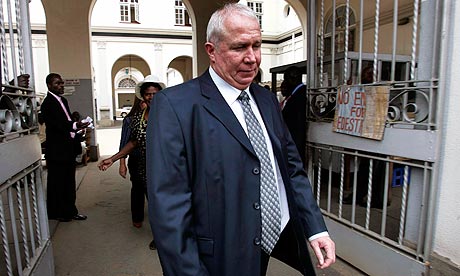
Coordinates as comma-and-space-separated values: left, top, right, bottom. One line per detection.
0, 0, 54, 275
305, 0, 442, 275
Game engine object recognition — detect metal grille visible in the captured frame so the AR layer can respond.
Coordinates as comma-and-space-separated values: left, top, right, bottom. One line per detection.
0, 165, 49, 276
309, 144, 432, 260
306, 0, 442, 274
1, 0, 51, 275
0, 0, 38, 140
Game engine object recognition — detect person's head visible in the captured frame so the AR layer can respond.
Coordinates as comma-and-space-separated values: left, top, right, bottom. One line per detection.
46, 73, 64, 95
135, 75, 165, 106
361, 66, 374, 84
282, 66, 303, 97
253, 70, 262, 84
8, 74, 30, 88
141, 82, 162, 104
205, 3, 261, 90
280, 80, 288, 97
71, 111, 81, 122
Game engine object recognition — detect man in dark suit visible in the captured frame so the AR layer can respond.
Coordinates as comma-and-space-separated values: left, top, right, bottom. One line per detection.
281, 66, 307, 163
41, 73, 88, 222
146, 4, 335, 276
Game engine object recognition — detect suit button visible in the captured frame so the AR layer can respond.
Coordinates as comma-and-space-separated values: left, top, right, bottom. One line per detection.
253, 202, 260, 210
252, 167, 260, 175
254, 237, 261, 246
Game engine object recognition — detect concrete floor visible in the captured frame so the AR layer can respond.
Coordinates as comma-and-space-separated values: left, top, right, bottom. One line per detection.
50, 127, 366, 276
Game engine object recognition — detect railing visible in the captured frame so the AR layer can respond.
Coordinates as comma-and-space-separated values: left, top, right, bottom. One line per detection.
307, 143, 433, 262
1, 0, 53, 275
0, 163, 50, 276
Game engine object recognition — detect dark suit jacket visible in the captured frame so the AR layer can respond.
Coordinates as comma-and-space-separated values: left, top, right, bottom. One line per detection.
41, 92, 78, 162
146, 71, 326, 276
282, 84, 307, 163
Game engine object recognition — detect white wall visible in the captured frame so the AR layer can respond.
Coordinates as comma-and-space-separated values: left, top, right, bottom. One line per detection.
433, 0, 460, 266
91, 0, 192, 31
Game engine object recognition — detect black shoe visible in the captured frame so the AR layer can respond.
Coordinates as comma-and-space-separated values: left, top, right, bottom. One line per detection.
149, 240, 156, 250
73, 214, 87, 220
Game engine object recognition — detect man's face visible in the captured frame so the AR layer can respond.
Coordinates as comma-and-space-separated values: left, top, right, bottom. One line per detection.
48, 77, 64, 95
280, 80, 290, 97
205, 14, 261, 90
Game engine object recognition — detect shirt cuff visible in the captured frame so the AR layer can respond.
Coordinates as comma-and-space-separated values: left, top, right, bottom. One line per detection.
308, 231, 329, 242
72, 122, 77, 130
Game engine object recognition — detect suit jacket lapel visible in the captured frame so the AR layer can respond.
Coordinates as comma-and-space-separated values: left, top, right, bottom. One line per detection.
199, 72, 256, 157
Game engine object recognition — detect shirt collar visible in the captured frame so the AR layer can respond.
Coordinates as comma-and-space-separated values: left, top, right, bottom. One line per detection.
290, 83, 304, 96
209, 66, 253, 106
48, 90, 61, 100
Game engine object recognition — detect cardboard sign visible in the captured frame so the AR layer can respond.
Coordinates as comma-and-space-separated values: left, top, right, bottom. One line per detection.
332, 85, 390, 140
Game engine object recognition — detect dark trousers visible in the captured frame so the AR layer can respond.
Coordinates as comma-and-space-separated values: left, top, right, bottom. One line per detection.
128, 158, 147, 223
46, 160, 78, 219
260, 221, 316, 276
355, 158, 386, 208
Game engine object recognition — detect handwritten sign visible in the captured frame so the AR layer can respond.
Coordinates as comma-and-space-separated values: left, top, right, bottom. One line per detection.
332, 85, 390, 140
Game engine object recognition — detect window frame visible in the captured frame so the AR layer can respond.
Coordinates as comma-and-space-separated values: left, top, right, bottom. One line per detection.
174, 0, 191, 26
119, 0, 140, 24
247, 1, 263, 30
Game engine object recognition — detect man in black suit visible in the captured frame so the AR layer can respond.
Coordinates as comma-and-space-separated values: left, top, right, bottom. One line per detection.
146, 4, 335, 276
281, 66, 307, 163
41, 73, 88, 222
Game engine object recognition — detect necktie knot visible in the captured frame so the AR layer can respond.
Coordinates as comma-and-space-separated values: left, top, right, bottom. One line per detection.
238, 90, 250, 103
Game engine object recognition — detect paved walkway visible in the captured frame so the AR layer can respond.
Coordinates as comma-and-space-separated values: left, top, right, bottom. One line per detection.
50, 127, 366, 276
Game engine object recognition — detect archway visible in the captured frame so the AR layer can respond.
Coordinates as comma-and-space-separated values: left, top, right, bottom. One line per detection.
167, 55, 193, 85
107, 55, 150, 122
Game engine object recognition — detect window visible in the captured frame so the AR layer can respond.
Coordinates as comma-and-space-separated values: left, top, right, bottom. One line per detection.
120, 0, 139, 23
118, 78, 136, 88
174, 0, 191, 26
247, 1, 263, 29
322, 5, 355, 56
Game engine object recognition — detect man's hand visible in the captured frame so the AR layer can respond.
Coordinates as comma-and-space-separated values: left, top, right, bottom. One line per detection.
309, 236, 336, 269
76, 121, 90, 129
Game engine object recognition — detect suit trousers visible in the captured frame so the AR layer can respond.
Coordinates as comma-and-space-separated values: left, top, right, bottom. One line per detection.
46, 160, 78, 219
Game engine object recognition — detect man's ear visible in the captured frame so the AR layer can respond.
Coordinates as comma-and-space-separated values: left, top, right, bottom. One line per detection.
205, 42, 216, 63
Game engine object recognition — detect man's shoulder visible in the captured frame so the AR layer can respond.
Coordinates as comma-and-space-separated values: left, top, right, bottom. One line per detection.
41, 94, 53, 108
160, 75, 205, 100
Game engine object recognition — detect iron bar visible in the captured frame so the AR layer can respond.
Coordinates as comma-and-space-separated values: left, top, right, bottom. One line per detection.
8, 186, 24, 276
338, 153, 345, 219
391, 0, 399, 82
410, 0, 420, 80
372, 0, 381, 83
364, 159, 373, 230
